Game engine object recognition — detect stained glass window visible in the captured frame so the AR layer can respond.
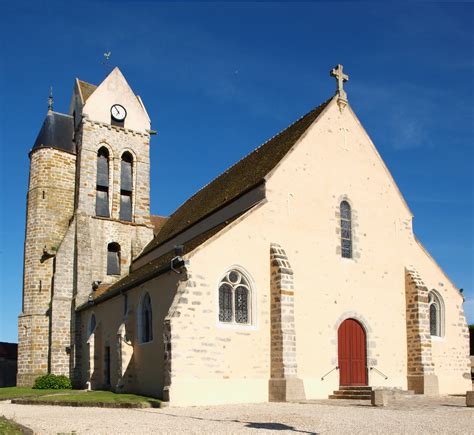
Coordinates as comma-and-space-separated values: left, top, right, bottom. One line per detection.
219, 284, 233, 322
340, 201, 352, 259
140, 292, 153, 343
429, 303, 437, 336
235, 286, 249, 323
428, 291, 443, 337
218, 270, 252, 324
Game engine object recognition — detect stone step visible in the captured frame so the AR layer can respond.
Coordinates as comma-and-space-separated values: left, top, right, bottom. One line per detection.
338, 386, 373, 391
332, 390, 372, 396
328, 394, 372, 400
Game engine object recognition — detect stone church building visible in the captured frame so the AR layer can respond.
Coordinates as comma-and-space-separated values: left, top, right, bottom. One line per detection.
18, 66, 471, 405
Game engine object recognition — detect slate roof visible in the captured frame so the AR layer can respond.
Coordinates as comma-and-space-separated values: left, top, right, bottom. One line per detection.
31, 111, 75, 155
78, 79, 97, 103
138, 97, 332, 259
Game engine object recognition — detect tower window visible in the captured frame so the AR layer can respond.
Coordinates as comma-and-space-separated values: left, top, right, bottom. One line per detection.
96, 147, 110, 218
107, 242, 121, 275
340, 200, 352, 259
120, 152, 133, 221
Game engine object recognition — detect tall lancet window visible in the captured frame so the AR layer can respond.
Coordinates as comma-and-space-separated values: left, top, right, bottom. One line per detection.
429, 291, 444, 337
340, 200, 352, 259
120, 152, 133, 222
107, 242, 121, 276
218, 269, 252, 324
139, 292, 153, 343
96, 147, 110, 217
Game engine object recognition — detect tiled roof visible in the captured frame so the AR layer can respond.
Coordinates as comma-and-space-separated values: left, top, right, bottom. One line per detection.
78, 79, 97, 103
138, 97, 332, 259
149, 215, 169, 236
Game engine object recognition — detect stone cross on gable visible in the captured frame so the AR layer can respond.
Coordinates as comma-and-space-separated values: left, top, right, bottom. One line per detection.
330, 64, 349, 101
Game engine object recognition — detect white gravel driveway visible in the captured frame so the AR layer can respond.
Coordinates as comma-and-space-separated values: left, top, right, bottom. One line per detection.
0, 395, 472, 434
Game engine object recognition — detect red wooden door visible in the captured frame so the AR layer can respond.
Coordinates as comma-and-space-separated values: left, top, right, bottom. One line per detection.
338, 319, 367, 386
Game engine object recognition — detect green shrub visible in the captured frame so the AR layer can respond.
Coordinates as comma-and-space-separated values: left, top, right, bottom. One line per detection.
33, 374, 72, 390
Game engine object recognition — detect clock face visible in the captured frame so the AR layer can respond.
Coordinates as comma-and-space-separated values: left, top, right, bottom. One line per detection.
111, 104, 127, 121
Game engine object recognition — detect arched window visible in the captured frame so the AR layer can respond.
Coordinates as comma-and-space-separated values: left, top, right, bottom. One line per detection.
120, 152, 133, 222
218, 269, 252, 324
96, 147, 110, 217
88, 314, 96, 337
429, 291, 443, 337
107, 242, 121, 275
340, 200, 352, 259
139, 292, 153, 343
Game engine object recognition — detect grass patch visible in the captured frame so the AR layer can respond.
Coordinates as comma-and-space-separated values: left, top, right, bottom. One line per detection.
1, 387, 161, 408
0, 416, 24, 434
0, 387, 63, 400
30, 390, 161, 405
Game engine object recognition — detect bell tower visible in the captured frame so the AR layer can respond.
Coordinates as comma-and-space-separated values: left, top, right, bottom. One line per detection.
71, 67, 154, 305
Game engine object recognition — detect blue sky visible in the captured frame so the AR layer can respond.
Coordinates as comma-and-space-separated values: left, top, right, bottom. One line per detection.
0, 1, 473, 343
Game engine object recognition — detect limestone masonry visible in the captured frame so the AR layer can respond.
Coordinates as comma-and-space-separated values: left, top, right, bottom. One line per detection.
18, 66, 471, 405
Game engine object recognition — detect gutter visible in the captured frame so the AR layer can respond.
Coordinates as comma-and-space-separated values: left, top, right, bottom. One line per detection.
76, 256, 185, 312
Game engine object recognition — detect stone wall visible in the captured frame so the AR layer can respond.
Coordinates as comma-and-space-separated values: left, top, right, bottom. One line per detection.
49, 222, 76, 376
269, 243, 305, 401
18, 148, 76, 386
405, 267, 438, 394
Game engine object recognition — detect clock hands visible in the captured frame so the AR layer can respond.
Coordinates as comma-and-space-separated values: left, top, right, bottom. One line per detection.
111, 104, 126, 121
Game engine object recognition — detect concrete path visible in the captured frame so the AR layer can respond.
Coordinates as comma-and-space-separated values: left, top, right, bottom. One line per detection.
0, 395, 472, 434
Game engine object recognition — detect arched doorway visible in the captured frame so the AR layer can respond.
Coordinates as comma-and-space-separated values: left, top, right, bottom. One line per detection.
338, 318, 367, 386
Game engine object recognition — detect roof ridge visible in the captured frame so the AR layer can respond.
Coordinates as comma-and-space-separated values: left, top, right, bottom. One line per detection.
165, 99, 332, 221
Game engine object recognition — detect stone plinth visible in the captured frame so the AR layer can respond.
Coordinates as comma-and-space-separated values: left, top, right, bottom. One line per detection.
269, 378, 306, 402
371, 390, 389, 407
466, 391, 474, 407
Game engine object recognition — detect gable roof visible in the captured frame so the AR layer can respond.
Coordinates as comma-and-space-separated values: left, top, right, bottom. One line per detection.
31, 111, 75, 155
138, 97, 332, 259
78, 79, 97, 103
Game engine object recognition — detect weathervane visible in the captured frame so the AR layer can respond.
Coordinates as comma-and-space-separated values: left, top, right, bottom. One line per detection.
102, 51, 113, 70
48, 86, 53, 112
330, 64, 349, 112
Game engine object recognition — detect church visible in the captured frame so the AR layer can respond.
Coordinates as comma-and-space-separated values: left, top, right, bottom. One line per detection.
18, 66, 471, 406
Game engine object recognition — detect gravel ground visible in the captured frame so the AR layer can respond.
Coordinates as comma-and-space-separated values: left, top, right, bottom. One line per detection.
0, 395, 472, 434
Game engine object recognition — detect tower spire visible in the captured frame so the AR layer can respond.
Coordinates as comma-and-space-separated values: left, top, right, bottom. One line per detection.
48, 86, 54, 112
